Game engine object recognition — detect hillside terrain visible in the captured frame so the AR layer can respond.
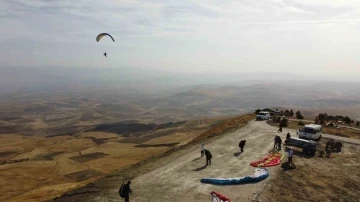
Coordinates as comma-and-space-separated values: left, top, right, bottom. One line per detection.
0, 113, 254, 202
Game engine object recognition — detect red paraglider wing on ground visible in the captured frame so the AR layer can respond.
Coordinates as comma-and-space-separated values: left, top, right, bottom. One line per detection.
250, 152, 283, 167
211, 191, 231, 202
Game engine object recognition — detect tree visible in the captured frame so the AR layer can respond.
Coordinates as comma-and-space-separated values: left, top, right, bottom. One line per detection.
272, 115, 277, 123
356, 121, 360, 126
296, 111, 304, 119
314, 116, 319, 124
318, 113, 325, 124
344, 116, 351, 124
290, 109, 294, 116
280, 117, 288, 127
255, 109, 261, 114
285, 110, 290, 116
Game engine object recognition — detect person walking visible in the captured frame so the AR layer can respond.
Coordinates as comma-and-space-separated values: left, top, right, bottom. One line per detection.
123, 181, 132, 202
278, 125, 283, 133
204, 149, 212, 166
239, 140, 246, 153
200, 143, 206, 157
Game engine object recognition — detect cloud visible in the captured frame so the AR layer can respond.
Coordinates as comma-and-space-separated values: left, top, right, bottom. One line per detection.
0, 0, 360, 79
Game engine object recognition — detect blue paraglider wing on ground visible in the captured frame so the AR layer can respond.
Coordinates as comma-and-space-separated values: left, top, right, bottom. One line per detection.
200, 168, 269, 185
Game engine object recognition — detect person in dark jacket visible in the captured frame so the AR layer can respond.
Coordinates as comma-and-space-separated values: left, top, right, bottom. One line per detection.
239, 140, 246, 152
278, 125, 283, 133
335, 141, 343, 152
286, 133, 290, 140
277, 136, 282, 151
273, 135, 278, 150
204, 149, 212, 166
123, 181, 132, 202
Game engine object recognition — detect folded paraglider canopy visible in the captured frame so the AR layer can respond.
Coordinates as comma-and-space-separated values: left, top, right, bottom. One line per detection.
96, 33, 115, 42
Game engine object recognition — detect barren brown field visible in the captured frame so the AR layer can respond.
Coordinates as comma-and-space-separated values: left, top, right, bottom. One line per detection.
0, 108, 253, 202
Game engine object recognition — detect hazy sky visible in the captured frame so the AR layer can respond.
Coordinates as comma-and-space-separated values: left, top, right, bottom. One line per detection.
1, 0, 360, 78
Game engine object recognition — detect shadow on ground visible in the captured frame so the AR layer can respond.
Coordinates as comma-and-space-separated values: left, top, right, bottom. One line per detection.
281, 162, 296, 171
191, 157, 202, 162
192, 165, 207, 171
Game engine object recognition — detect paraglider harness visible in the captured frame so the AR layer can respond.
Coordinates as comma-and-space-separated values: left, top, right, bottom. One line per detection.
119, 183, 125, 198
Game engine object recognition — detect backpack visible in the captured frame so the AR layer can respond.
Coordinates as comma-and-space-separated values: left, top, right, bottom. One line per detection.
119, 183, 125, 198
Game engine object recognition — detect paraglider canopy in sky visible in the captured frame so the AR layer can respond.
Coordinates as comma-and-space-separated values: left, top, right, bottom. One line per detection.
96, 33, 115, 42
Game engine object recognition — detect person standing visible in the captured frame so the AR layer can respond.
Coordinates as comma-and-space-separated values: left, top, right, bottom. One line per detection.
201, 143, 206, 157
278, 125, 283, 133
288, 147, 295, 167
204, 149, 212, 166
123, 181, 132, 202
286, 133, 290, 140
277, 137, 282, 151
273, 135, 278, 150
335, 141, 343, 152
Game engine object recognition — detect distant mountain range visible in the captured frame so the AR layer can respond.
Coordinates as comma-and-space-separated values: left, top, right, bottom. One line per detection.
1, 66, 360, 120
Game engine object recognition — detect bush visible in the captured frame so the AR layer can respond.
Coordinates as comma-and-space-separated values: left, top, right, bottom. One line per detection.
255, 109, 261, 114
356, 121, 360, 126
298, 121, 305, 126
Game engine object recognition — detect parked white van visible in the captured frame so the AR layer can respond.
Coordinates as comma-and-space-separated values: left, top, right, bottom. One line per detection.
297, 124, 322, 140
256, 111, 271, 120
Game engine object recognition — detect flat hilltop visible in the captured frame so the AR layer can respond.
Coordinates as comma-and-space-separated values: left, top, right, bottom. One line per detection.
51, 120, 360, 202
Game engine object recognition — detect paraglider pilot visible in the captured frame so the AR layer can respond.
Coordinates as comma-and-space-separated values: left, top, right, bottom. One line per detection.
123, 181, 132, 202
204, 149, 212, 166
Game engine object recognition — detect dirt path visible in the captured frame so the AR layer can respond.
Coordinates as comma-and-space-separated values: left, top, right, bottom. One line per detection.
52, 121, 360, 202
